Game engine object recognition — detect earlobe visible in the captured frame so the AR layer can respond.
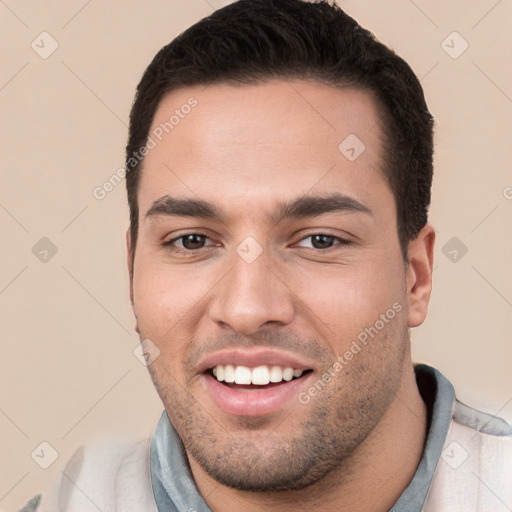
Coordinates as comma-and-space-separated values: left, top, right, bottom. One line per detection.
406, 224, 435, 328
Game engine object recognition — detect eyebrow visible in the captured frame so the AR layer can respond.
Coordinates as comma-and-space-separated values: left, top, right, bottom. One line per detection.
271, 193, 372, 223
145, 193, 372, 223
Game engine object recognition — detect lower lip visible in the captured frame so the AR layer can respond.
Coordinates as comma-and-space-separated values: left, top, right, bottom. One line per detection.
202, 373, 312, 417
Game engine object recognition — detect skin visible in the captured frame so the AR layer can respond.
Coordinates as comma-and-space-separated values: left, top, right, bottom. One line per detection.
127, 80, 435, 511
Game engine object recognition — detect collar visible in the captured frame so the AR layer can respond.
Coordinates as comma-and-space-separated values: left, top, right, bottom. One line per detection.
390, 364, 455, 511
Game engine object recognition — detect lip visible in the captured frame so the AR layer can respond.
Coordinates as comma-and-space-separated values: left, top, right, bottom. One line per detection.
202, 371, 314, 416
197, 348, 316, 374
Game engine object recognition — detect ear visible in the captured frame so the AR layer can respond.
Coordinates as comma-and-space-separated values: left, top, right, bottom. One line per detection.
126, 228, 134, 306
126, 228, 140, 334
406, 224, 435, 328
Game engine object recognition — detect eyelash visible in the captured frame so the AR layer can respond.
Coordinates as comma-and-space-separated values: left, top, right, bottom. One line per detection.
163, 232, 352, 254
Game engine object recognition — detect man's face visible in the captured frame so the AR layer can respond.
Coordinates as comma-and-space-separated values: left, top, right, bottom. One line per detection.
129, 80, 418, 490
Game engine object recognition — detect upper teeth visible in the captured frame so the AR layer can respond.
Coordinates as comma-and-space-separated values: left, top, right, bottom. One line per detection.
212, 365, 304, 385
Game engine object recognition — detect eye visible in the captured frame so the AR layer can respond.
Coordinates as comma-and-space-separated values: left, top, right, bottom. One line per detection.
166, 233, 217, 251
296, 234, 350, 250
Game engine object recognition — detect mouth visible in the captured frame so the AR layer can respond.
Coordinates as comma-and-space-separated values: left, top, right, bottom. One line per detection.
208, 364, 313, 391
200, 352, 316, 417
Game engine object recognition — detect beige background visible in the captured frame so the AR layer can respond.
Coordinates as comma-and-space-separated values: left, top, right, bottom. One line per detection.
1, 0, 511, 509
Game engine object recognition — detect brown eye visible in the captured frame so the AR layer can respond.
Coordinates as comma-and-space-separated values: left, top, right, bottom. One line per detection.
179, 234, 207, 250
310, 234, 335, 249
296, 234, 349, 250
164, 232, 220, 254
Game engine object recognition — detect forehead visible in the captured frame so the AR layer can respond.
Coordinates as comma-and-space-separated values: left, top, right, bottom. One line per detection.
138, 79, 392, 219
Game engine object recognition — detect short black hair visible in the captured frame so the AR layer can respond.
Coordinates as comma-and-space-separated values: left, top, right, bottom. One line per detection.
126, 0, 434, 258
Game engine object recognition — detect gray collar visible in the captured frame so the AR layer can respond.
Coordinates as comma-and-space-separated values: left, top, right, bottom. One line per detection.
150, 364, 455, 512
390, 364, 455, 511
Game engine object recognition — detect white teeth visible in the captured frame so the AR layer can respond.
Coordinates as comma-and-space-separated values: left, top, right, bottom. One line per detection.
234, 366, 252, 385
251, 366, 270, 385
212, 364, 306, 385
282, 367, 294, 381
269, 366, 283, 382
224, 364, 235, 383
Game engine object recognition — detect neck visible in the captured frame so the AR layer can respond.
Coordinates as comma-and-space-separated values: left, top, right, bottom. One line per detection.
190, 359, 427, 512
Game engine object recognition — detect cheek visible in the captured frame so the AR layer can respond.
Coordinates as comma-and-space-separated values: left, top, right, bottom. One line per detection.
293, 255, 406, 345
132, 256, 220, 347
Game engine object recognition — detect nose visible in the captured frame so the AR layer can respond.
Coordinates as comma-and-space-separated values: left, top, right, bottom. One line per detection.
208, 246, 295, 336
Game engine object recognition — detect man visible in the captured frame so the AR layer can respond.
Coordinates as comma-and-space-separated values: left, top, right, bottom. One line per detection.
24, 0, 511, 511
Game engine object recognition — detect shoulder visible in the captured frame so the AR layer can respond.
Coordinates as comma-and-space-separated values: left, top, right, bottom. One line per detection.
39, 437, 157, 512
424, 399, 512, 511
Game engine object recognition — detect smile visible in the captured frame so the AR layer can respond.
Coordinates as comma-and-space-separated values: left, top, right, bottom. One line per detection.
212, 364, 307, 386
199, 353, 315, 416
